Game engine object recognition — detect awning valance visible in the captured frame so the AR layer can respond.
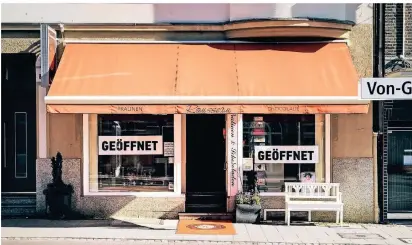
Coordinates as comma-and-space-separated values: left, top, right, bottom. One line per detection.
45, 42, 369, 114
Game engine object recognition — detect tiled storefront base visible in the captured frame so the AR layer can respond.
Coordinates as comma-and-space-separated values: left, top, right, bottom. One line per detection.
36, 157, 373, 221
36, 158, 184, 219
332, 157, 374, 223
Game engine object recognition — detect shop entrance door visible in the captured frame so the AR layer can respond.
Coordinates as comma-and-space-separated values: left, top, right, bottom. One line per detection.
1, 54, 37, 193
387, 129, 412, 219
186, 114, 226, 213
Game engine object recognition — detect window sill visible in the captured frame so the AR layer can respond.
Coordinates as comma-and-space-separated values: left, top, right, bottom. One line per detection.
259, 192, 286, 197
83, 192, 185, 198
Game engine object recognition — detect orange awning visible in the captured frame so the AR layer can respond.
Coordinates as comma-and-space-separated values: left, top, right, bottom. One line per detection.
45, 42, 369, 114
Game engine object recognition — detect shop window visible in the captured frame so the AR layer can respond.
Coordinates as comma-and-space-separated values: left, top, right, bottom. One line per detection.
242, 114, 316, 193
89, 114, 175, 193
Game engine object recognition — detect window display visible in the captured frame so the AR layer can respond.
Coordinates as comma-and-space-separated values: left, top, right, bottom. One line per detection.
243, 114, 316, 192
92, 114, 174, 192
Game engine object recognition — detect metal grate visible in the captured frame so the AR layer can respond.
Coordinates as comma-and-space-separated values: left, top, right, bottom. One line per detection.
382, 100, 393, 221
338, 233, 384, 239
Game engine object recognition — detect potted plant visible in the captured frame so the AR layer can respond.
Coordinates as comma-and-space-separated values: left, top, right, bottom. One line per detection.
43, 152, 74, 219
235, 171, 262, 224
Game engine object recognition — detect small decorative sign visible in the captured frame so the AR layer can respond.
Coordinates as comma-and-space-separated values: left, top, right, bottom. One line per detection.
98, 136, 163, 155
243, 158, 253, 171
164, 142, 174, 157
254, 145, 319, 164
300, 172, 316, 183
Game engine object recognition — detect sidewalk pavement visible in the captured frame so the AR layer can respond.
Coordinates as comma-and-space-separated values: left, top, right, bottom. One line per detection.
2, 218, 412, 245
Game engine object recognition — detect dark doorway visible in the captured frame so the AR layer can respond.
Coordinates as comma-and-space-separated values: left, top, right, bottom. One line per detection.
1, 53, 37, 193
186, 114, 226, 213
387, 130, 412, 214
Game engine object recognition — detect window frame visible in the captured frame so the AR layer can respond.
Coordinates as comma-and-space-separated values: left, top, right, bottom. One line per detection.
238, 114, 331, 197
82, 114, 183, 197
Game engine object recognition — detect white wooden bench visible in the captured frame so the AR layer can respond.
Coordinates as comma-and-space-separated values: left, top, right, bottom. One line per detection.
284, 183, 343, 226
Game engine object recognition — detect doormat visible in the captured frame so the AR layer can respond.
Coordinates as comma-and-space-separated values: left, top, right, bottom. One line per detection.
176, 220, 236, 235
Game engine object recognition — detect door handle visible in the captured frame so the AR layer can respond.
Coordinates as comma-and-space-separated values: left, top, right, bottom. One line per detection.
3, 122, 6, 167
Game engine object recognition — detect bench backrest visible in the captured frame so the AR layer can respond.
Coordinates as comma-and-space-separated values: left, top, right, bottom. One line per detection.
284, 183, 341, 202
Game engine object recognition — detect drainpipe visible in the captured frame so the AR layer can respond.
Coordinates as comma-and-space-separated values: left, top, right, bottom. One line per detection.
373, 132, 379, 223
402, 3, 406, 58
372, 3, 380, 223
59, 23, 65, 46
378, 3, 386, 223
373, 4, 380, 80
372, 3, 385, 223
379, 4, 385, 79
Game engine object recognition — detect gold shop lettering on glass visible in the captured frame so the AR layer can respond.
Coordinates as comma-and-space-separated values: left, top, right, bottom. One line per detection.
254, 145, 319, 164
98, 136, 163, 155
185, 105, 231, 114
115, 106, 144, 113
229, 114, 237, 187
267, 105, 300, 113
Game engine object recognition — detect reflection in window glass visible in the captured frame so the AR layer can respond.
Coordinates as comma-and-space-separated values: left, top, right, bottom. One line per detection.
92, 114, 174, 192
15, 112, 27, 178
243, 114, 316, 192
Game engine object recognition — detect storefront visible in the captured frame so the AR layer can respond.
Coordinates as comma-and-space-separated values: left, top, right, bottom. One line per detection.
42, 41, 369, 218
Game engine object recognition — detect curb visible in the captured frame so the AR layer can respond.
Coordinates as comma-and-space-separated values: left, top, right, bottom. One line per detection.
1, 237, 369, 245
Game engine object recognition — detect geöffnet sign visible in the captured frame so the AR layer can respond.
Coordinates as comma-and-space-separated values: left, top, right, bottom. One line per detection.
254, 145, 319, 164
98, 136, 163, 155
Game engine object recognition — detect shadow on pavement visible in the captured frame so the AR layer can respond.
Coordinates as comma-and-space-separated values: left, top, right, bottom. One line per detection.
1, 218, 172, 230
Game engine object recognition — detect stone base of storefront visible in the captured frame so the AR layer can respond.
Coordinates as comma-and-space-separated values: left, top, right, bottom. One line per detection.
36, 158, 185, 219
332, 157, 374, 223
35, 157, 374, 222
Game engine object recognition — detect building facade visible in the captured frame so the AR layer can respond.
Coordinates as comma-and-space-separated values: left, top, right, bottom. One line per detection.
376, 3, 412, 222
1, 3, 375, 223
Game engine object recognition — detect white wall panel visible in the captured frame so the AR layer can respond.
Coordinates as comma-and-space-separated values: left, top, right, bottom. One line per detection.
1, 4, 155, 23
2, 3, 371, 25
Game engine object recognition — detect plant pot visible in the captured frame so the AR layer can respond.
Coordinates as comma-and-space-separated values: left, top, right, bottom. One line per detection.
236, 204, 261, 224
43, 183, 73, 219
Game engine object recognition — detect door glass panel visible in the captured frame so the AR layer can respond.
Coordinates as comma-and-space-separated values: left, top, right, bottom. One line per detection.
388, 130, 412, 212
15, 112, 27, 178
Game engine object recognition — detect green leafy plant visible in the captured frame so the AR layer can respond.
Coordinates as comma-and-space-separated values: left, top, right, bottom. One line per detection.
251, 192, 261, 205
235, 191, 260, 206
235, 192, 245, 204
